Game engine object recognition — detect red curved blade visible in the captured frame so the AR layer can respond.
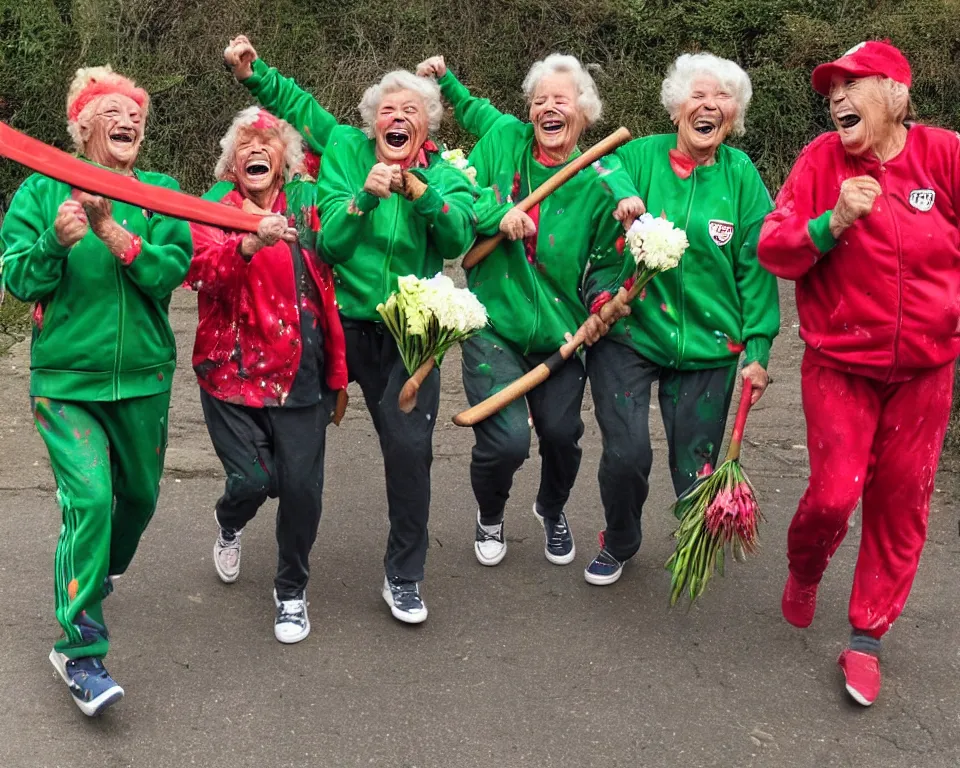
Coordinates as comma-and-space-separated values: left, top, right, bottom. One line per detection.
0, 121, 262, 233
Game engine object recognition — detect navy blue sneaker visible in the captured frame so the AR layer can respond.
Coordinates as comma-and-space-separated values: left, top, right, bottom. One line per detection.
49, 650, 124, 716
584, 548, 625, 585
533, 505, 576, 565
382, 576, 428, 624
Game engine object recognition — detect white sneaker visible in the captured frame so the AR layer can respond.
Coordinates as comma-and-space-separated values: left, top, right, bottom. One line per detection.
273, 589, 310, 644
474, 511, 506, 566
213, 513, 242, 584
381, 576, 428, 624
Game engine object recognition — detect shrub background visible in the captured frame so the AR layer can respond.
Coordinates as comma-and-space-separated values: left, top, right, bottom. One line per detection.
1, 0, 959, 438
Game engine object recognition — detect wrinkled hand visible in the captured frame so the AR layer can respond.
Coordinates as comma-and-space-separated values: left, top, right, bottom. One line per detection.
241, 214, 297, 257
565, 314, 611, 348
416, 56, 447, 79
613, 196, 646, 228
741, 362, 769, 404
72, 191, 133, 256
224, 34, 258, 80
499, 208, 537, 241
597, 286, 634, 323
54, 200, 88, 248
830, 175, 881, 237
365, 163, 400, 199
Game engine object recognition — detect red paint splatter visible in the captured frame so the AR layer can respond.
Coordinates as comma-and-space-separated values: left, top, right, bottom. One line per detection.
32, 303, 44, 331
616, 236, 625, 255
660, 303, 668, 312
727, 340, 745, 354
157, 372, 164, 381
441, 203, 450, 214
697, 462, 714, 478
308, 206, 321, 232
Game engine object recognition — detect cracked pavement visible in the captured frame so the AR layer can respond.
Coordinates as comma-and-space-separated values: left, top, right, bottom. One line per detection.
0, 277, 958, 768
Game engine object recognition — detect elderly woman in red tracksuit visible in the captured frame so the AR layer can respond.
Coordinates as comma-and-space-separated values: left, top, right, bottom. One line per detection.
758, 40, 960, 707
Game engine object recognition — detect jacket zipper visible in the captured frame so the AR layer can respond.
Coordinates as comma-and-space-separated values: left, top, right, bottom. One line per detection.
382, 197, 402, 310
113, 255, 125, 399
679, 170, 697, 365
522, 152, 540, 355
880, 167, 904, 379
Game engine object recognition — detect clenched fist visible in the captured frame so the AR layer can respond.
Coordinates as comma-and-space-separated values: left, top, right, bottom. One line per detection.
241, 214, 297, 257
499, 208, 537, 241
416, 56, 447, 79
54, 200, 89, 248
830, 175, 882, 237
224, 35, 258, 80
364, 163, 402, 199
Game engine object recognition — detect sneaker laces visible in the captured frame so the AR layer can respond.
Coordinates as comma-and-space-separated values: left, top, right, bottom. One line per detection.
277, 598, 305, 624
546, 514, 570, 549
389, 579, 422, 610
68, 656, 109, 680
477, 522, 503, 543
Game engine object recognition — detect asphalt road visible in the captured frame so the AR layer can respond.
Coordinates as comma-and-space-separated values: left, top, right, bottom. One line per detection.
1, 279, 958, 768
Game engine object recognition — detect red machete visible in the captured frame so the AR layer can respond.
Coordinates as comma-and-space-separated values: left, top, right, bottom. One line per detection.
0, 121, 263, 232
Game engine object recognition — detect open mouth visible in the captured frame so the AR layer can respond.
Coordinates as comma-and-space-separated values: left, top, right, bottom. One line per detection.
836, 113, 861, 129
693, 117, 719, 135
245, 160, 271, 176
540, 118, 565, 135
109, 132, 135, 144
385, 129, 409, 149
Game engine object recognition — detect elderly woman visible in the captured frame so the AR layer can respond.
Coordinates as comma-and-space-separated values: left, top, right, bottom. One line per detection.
0, 66, 192, 714
758, 41, 960, 707
224, 37, 478, 624
580, 53, 780, 587
416, 54, 642, 569
187, 106, 348, 644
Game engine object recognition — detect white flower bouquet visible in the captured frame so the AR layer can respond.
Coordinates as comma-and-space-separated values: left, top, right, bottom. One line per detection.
378, 273, 488, 377
624, 212, 689, 289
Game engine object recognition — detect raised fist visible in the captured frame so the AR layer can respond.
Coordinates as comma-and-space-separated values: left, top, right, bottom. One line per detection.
224, 35, 258, 80
256, 214, 297, 246
54, 200, 88, 248
416, 56, 447, 79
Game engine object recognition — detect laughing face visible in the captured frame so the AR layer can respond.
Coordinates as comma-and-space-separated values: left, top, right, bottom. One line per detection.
78, 94, 144, 172
374, 89, 429, 165
828, 75, 893, 157
529, 72, 586, 163
232, 126, 286, 206
675, 76, 735, 162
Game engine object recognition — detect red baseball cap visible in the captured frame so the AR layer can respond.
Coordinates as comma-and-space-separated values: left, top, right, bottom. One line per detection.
811, 40, 912, 96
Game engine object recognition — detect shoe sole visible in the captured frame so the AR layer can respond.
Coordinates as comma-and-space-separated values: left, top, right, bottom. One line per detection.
213, 511, 240, 584
474, 542, 507, 567
381, 584, 428, 624
844, 683, 874, 707
533, 509, 576, 565
584, 566, 623, 586
48, 649, 124, 717
273, 592, 310, 644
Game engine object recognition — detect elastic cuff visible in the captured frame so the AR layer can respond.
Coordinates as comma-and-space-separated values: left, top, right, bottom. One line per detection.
412, 185, 444, 216
353, 191, 380, 214
40, 227, 71, 259
242, 57, 268, 86
807, 210, 837, 255
437, 70, 470, 102
849, 630, 883, 655
744, 337, 771, 369
117, 234, 141, 266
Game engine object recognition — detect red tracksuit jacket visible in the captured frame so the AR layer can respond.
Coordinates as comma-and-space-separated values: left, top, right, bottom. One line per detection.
758, 125, 960, 381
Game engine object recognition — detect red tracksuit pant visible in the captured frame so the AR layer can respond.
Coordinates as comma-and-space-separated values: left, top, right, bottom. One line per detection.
789, 353, 955, 638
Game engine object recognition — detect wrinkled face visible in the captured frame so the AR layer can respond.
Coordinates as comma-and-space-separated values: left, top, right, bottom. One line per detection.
829, 75, 893, 156
78, 94, 144, 171
374, 89, 429, 164
233, 126, 286, 198
529, 73, 586, 159
675, 76, 736, 157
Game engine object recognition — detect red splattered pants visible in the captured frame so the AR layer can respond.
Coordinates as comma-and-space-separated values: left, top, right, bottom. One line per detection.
788, 354, 955, 638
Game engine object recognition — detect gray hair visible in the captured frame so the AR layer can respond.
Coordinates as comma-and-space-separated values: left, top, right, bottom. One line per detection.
213, 106, 305, 182
358, 71, 443, 138
521, 54, 603, 125
660, 53, 753, 136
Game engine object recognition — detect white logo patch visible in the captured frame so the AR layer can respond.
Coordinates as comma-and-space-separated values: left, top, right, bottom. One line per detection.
708, 220, 735, 247
908, 189, 935, 212
843, 41, 867, 56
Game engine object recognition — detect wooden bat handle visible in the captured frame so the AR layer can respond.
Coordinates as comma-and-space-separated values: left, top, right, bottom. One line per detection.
460, 127, 632, 270
398, 357, 437, 414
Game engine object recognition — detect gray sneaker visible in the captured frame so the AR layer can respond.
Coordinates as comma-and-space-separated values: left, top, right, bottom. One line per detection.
213, 514, 242, 583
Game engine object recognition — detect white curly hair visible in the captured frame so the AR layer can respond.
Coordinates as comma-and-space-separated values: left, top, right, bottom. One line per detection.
65, 65, 150, 152
357, 70, 443, 138
214, 106, 305, 182
660, 53, 753, 136
522, 54, 603, 126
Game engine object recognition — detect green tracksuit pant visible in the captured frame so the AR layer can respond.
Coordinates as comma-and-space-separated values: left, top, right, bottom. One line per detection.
32, 393, 170, 660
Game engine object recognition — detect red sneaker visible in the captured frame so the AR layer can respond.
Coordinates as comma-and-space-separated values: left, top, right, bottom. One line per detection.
838, 649, 881, 706
781, 573, 818, 628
